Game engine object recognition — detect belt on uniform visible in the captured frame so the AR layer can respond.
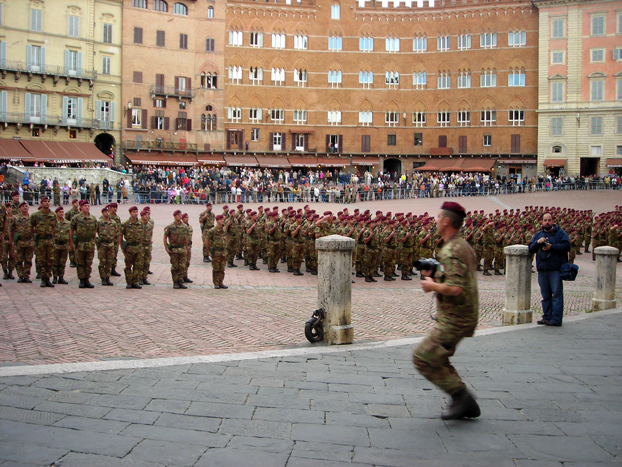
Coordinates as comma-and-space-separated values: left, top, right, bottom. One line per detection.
76, 238, 92, 242
125, 242, 139, 247
40, 235, 53, 240
212, 247, 224, 251
55, 240, 68, 245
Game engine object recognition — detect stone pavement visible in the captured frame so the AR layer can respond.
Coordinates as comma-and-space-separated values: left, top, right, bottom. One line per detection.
0, 309, 621, 466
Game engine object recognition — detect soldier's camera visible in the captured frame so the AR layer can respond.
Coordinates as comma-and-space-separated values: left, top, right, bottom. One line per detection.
413, 258, 441, 277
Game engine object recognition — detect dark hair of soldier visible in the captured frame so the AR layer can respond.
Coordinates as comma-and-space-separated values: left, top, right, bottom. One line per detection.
441, 209, 464, 230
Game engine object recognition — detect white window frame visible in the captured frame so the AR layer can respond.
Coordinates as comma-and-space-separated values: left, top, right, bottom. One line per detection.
591, 14, 605, 36
294, 35, 308, 50
229, 30, 243, 46
359, 70, 373, 88
293, 109, 307, 124
328, 110, 342, 125
295, 134, 305, 151
590, 79, 604, 102
551, 51, 564, 65
250, 32, 264, 47
68, 15, 80, 37
385, 111, 399, 127
508, 69, 525, 87
328, 69, 342, 88
413, 71, 426, 89
385, 71, 399, 88
552, 18, 565, 38
458, 34, 471, 50
207, 6, 214, 18
437, 111, 450, 127
508, 31, 526, 47
271, 67, 285, 85
457, 71, 471, 89
271, 109, 284, 123
251, 128, 259, 142
272, 33, 286, 49
480, 32, 497, 48
102, 56, 111, 75
273, 132, 282, 151
173, 2, 188, 15
480, 110, 496, 126
480, 70, 496, 87
359, 111, 372, 126
328, 35, 342, 51
617, 78, 622, 100
359, 36, 373, 52
437, 72, 450, 89
551, 81, 564, 103
437, 35, 450, 52
590, 48, 605, 63
249, 108, 263, 123
132, 108, 142, 127
385, 37, 400, 52
331, 3, 340, 19
483, 135, 492, 147
550, 117, 563, 136
590, 116, 603, 135
617, 116, 622, 134
294, 68, 308, 87
509, 109, 525, 126
590, 145, 602, 156
413, 36, 427, 53
228, 107, 242, 123
229, 65, 243, 84
457, 110, 470, 127
103, 23, 113, 44
249, 67, 263, 85
412, 111, 426, 127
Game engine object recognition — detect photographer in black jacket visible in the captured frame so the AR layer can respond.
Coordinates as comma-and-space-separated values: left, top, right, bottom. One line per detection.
528, 213, 571, 327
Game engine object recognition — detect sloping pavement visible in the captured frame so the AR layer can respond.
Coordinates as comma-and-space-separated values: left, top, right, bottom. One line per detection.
0, 309, 621, 467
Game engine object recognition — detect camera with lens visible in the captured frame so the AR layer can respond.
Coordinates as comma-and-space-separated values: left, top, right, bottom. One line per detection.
413, 258, 441, 277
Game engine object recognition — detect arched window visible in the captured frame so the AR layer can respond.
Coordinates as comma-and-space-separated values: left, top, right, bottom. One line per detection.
173, 3, 187, 15
201, 72, 217, 89
132, 0, 147, 8
202, 113, 217, 131
207, 6, 214, 18
153, 0, 168, 12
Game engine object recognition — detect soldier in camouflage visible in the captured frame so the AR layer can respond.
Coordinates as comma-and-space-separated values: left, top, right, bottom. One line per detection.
205, 214, 228, 289
414, 201, 480, 420
163, 210, 188, 289
0, 201, 6, 285
289, 214, 305, 276
139, 208, 154, 285
244, 211, 261, 271
3, 203, 16, 280
108, 202, 122, 277
264, 211, 281, 273
199, 203, 215, 263
64, 198, 81, 268
69, 200, 98, 288
97, 205, 116, 286
11, 202, 35, 283
120, 206, 144, 289
30, 196, 57, 287
181, 213, 193, 284
52, 206, 70, 284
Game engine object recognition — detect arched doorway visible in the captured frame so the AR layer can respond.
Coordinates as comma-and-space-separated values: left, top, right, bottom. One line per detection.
383, 158, 401, 180
94, 133, 115, 157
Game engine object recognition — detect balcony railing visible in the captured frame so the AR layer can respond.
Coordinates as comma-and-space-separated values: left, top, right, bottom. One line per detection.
122, 140, 198, 151
0, 112, 113, 129
150, 85, 196, 100
0, 60, 97, 81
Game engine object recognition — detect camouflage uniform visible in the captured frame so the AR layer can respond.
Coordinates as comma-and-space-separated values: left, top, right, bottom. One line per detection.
199, 209, 215, 261
2, 214, 16, 278
362, 227, 379, 279
164, 221, 187, 284
493, 229, 506, 273
483, 227, 495, 273
0, 204, 7, 278
97, 216, 117, 281
289, 221, 305, 274
52, 216, 71, 282
413, 235, 479, 396
12, 213, 35, 281
70, 212, 98, 281
225, 214, 240, 266
110, 212, 122, 274
244, 219, 261, 269
206, 224, 227, 286
53, 184, 61, 206
182, 221, 193, 280
400, 225, 415, 278
121, 218, 144, 286
30, 209, 57, 281
140, 218, 154, 281
383, 225, 399, 279
265, 217, 282, 271
64, 206, 81, 266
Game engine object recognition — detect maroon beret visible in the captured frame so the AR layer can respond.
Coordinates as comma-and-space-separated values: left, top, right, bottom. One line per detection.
323, 211, 332, 216
11, 191, 19, 197
215, 214, 224, 220
173, 210, 182, 216
140, 209, 148, 216
237, 204, 243, 209
40, 196, 50, 202
101, 206, 109, 213
129, 206, 138, 212
182, 213, 189, 219
295, 214, 302, 219
258, 205, 263, 210
108, 202, 118, 208
441, 201, 467, 219
72, 198, 80, 204
222, 205, 229, 210
206, 203, 212, 207
55, 206, 64, 213
19, 201, 28, 208
79, 200, 89, 207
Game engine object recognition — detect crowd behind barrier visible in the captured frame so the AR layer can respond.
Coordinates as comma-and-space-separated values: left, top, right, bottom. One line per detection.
1, 163, 621, 206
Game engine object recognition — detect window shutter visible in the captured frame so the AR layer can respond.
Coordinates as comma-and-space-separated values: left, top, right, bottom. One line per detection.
76, 51, 82, 76
174, 76, 180, 92
76, 97, 82, 125
269, 132, 273, 150
187, 78, 191, 91
24, 93, 31, 119
64, 50, 70, 75
0, 91, 7, 120
439, 135, 447, 147
140, 109, 147, 129
41, 46, 46, 72
238, 130, 243, 150
204, 143, 211, 151
41, 94, 47, 123
95, 100, 102, 121
0, 41, 6, 68
304, 134, 309, 151
338, 135, 343, 152
281, 133, 286, 151
110, 101, 116, 122
127, 108, 132, 128
227, 107, 232, 119
257, 108, 262, 120
62, 96, 69, 121
151, 116, 156, 129
164, 117, 169, 130
187, 119, 192, 131
226, 132, 231, 150
326, 134, 330, 151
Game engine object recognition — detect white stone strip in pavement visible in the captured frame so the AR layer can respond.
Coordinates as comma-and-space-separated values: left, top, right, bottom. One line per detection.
487, 195, 513, 210
1, 307, 620, 378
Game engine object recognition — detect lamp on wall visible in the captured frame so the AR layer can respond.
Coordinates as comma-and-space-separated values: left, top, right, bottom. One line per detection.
124, 101, 132, 116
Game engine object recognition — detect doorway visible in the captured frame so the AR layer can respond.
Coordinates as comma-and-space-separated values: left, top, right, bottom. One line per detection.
383, 158, 401, 178
580, 158, 599, 177
94, 133, 115, 157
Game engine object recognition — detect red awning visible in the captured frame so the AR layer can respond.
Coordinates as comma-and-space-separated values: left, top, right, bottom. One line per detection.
196, 154, 225, 165
19, 140, 58, 162
543, 159, 567, 168
606, 158, 622, 168
430, 148, 453, 156
255, 156, 292, 168
460, 158, 496, 172
289, 157, 318, 167
317, 156, 349, 168
417, 158, 458, 171
125, 153, 198, 166
225, 156, 258, 167
0, 139, 35, 161
351, 157, 380, 166
70, 142, 110, 162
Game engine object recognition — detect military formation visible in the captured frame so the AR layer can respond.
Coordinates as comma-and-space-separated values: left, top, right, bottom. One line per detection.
1, 195, 621, 290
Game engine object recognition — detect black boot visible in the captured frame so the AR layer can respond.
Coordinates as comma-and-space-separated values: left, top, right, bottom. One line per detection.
401, 275, 412, 281
40, 279, 47, 287
365, 276, 372, 282
441, 389, 481, 420
84, 279, 94, 288
311, 269, 317, 275
369, 276, 377, 282
178, 281, 188, 289
287, 267, 294, 273
46, 278, 54, 288
173, 281, 180, 289
203, 256, 211, 263
102, 278, 109, 286
36, 273, 41, 279
79, 279, 85, 288
58, 276, 68, 285
23, 277, 32, 283
52, 276, 58, 284
7, 270, 15, 280
70, 261, 76, 268
111, 268, 121, 277
142, 278, 151, 285
106, 277, 114, 286
219, 283, 228, 289
356, 271, 364, 278
483, 270, 492, 276
2, 271, 8, 280
131, 283, 142, 289
294, 270, 304, 276
183, 277, 193, 283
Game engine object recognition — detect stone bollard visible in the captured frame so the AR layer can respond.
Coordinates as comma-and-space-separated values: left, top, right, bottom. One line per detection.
315, 235, 355, 344
591, 246, 619, 312
502, 245, 533, 325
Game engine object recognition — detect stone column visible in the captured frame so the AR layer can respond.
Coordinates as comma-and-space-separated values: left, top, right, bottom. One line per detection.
592, 246, 619, 312
316, 235, 355, 345
502, 245, 533, 325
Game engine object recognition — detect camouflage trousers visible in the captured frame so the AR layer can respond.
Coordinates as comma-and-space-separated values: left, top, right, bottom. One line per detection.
285, 239, 294, 269
111, 241, 120, 269
141, 245, 152, 280
211, 249, 226, 286
123, 245, 144, 285
53, 246, 69, 278
569, 249, 577, 264
413, 326, 467, 397
483, 247, 494, 271
97, 242, 115, 279
226, 236, 239, 264
68, 245, 76, 266
291, 241, 304, 270
494, 249, 505, 272
583, 235, 591, 252
35, 239, 55, 279
267, 241, 281, 270
202, 231, 210, 260
383, 247, 397, 277
355, 244, 365, 274
184, 243, 192, 277
15, 241, 35, 279
75, 244, 95, 280
363, 248, 378, 278
400, 248, 413, 275
0, 234, 15, 272
475, 245, 483, 268
169, 247, 186, 282
245, 241, 260, 266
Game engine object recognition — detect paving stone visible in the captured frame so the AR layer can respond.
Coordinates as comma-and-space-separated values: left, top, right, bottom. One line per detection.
1, 385, 56, 399
325, 412, 390, 428
56, 452, 168, 467
219, 418, 292, 439
194, 382, 259, 394
152, 379, 199, 390
103, 408, 162, 425
367, 404, 412, 418
45, 390, 101, 404
306, 373, 386, 386
91, 394, 152, 410
34, 401, 112, 418
328, 383, 376, 393
0, 405, 66, 425
0, 393, 44, 410
144, 398, 191, 414
227, 435, 294, 453
310, 399, 369, 416
286, 458, 371, 467
116, 376, 160, 387
368, 427, 446, 451
81, 382, 130, 395
0, 440, 68, 465
194, 448, 289, 467
185, 401, 255, 419
124, 439, 207, 467
253, 407, 325, 424
186, 363, 228, 375
33, 377, 87, 391
291, 441, 354, 463
291, 423, 369, 447
554, 421, 622, 437
590, 435, 622, 457
121, 385, 248, 404
247, 394, 311, 410
438, 432, 523, 456
154, 412, 221, 432
509, 434, 616, 462
122, 423, 230, 447
53, 415, 129, 434
520, 408, 585, 423
445, 419, 564, 436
